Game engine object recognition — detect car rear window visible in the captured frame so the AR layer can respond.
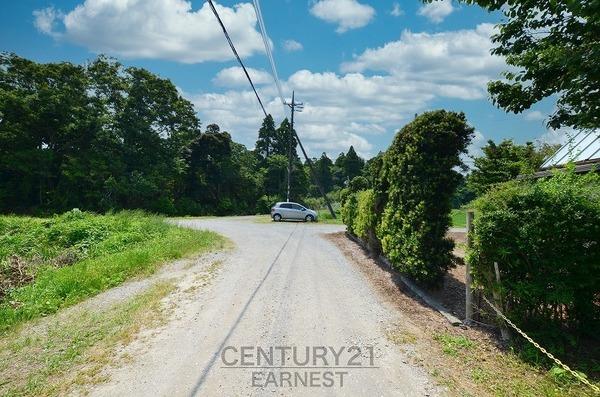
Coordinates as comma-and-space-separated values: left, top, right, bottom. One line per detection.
280, 203, 292, 209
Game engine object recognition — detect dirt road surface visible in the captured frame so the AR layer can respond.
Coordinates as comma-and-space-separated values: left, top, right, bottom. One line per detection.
88, 217, 441, 397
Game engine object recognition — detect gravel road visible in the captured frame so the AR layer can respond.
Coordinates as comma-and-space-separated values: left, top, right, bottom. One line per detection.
89, 217, 441, 397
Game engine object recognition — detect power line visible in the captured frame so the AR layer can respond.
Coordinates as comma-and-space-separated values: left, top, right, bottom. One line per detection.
210, 0, 336, 218
252, 0, 286, 108
207, 0, 267, 118
251, 1, 336, 218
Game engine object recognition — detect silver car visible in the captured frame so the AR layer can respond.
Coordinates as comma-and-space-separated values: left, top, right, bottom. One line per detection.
271, 202, 318, 222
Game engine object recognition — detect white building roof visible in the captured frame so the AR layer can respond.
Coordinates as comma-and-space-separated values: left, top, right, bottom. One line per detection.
541, 130, 600, 169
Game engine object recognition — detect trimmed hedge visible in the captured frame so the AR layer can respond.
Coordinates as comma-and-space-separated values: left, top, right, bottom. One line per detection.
377, 111, 473, 286
341, 192, 358, 235
353, 189, 381, 253
467, 170, 600, 343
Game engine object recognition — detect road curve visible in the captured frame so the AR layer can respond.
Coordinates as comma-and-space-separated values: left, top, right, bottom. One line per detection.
88, 217, 441, 397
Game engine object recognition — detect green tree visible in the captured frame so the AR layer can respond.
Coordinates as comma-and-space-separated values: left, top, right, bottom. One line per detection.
467, 140, 559, 196
255, 115, 277, 160
0, 54, 199, 214
314, 153, 334, 193
446, 0, 600, 129
377, 110, 474, 286
363, 151, 384, 188
272, 118, 298, 158
260, 154, 307, 201
332, 152, 347, 188
344, 146, 365, 181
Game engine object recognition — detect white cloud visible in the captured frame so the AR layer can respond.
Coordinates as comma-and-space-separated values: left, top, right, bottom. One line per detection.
33, 7, 62, 37
282, 39, 303, 52
310, 0, 376, 33
189, 69, 444, 157
524, 110, 545, 121
33, 0, 264, 63
468, 130, 486, 157
391, 2, 404, 17
187, 24, 508, 159
537, 127, 576, 146
342, 24, 504, 100
213, 67, 272, 87
418, 0, 454, 23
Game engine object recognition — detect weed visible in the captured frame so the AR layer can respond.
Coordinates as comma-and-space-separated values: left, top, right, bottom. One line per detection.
0, 281, 175, 396
0, 211, 225, 332
434, 333, 474, 357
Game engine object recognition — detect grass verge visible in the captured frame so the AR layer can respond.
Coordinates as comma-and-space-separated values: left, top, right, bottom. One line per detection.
0, 281, 175, 397
423, 331, 596, 397
0, 210, 226, 332
451, 208, 467, 228
253, 213, 342, 225
327, 232, 598, 397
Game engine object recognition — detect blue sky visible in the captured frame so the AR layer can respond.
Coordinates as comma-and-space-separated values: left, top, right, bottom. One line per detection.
0, 0, 566, 159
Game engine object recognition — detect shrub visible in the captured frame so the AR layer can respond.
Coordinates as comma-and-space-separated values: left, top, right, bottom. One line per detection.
349, 176, 369, 192
303, 197, 324, 211
353, 189, 381, 253
0, 210, 224, 331
354, 190, 375, 239
341, 192, 358, 235
377, 110, 474, 286
466, 170, 600, 345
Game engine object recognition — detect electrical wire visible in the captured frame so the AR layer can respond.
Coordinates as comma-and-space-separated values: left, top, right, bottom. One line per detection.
206, 0, 268, 117
210, 0, 336, 218
252, 0, 286, 108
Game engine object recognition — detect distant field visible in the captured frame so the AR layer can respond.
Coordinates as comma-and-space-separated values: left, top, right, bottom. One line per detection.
317, 209, 344, 224
0, 210, 225, 332
451, 208, 467, 228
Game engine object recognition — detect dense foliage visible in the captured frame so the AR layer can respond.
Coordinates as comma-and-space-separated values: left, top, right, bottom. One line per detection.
377, 111, 474, 286
467, 170, 600, 347
342, 111, 473, 286
0, 210, 224, 330
340, 192, 358, 235
0, 54, 366, 215
0, 54, 199, 214
467, 140, 559, 196
353, 189, 380, 252
449, 0, 600, 129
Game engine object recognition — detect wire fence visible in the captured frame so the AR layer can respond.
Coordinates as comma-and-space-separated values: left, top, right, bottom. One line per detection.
479, 294, 600, 394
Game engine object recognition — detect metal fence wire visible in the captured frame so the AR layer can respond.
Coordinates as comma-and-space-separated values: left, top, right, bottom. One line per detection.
480, 295, 600, 394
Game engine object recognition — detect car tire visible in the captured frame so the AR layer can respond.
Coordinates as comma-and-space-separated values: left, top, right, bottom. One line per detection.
305, 215, 314, 222
273, 214, 282, 222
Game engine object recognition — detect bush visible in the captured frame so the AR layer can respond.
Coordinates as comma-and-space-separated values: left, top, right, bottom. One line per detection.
0, 210, 224, 331
341, 192, 358, 235
377, 110, 474, 286
466, 170, 600, 345
303, 197, 324, 211
353, 189, 381, 253
349, 176, 369, 192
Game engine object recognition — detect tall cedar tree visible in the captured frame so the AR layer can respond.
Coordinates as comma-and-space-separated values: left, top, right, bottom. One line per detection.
255, 115, 277, 160
344, 146, 364, 181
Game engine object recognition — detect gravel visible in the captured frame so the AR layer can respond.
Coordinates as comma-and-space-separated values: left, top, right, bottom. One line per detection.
87, 217, 441, 397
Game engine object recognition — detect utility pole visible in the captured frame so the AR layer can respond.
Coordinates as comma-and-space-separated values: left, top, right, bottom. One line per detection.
286, 93, 336, 219
286, 91, 301, 202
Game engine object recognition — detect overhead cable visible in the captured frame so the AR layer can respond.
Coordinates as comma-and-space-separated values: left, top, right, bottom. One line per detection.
252, 0, 286, 108
207, 0, 268, 117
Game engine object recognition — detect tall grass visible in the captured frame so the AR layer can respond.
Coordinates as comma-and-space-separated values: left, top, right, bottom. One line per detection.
0, 210, 225, 331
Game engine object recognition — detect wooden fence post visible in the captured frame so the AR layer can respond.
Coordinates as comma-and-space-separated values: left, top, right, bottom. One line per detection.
493, 261, 511, 341
465, 210, 474, 325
